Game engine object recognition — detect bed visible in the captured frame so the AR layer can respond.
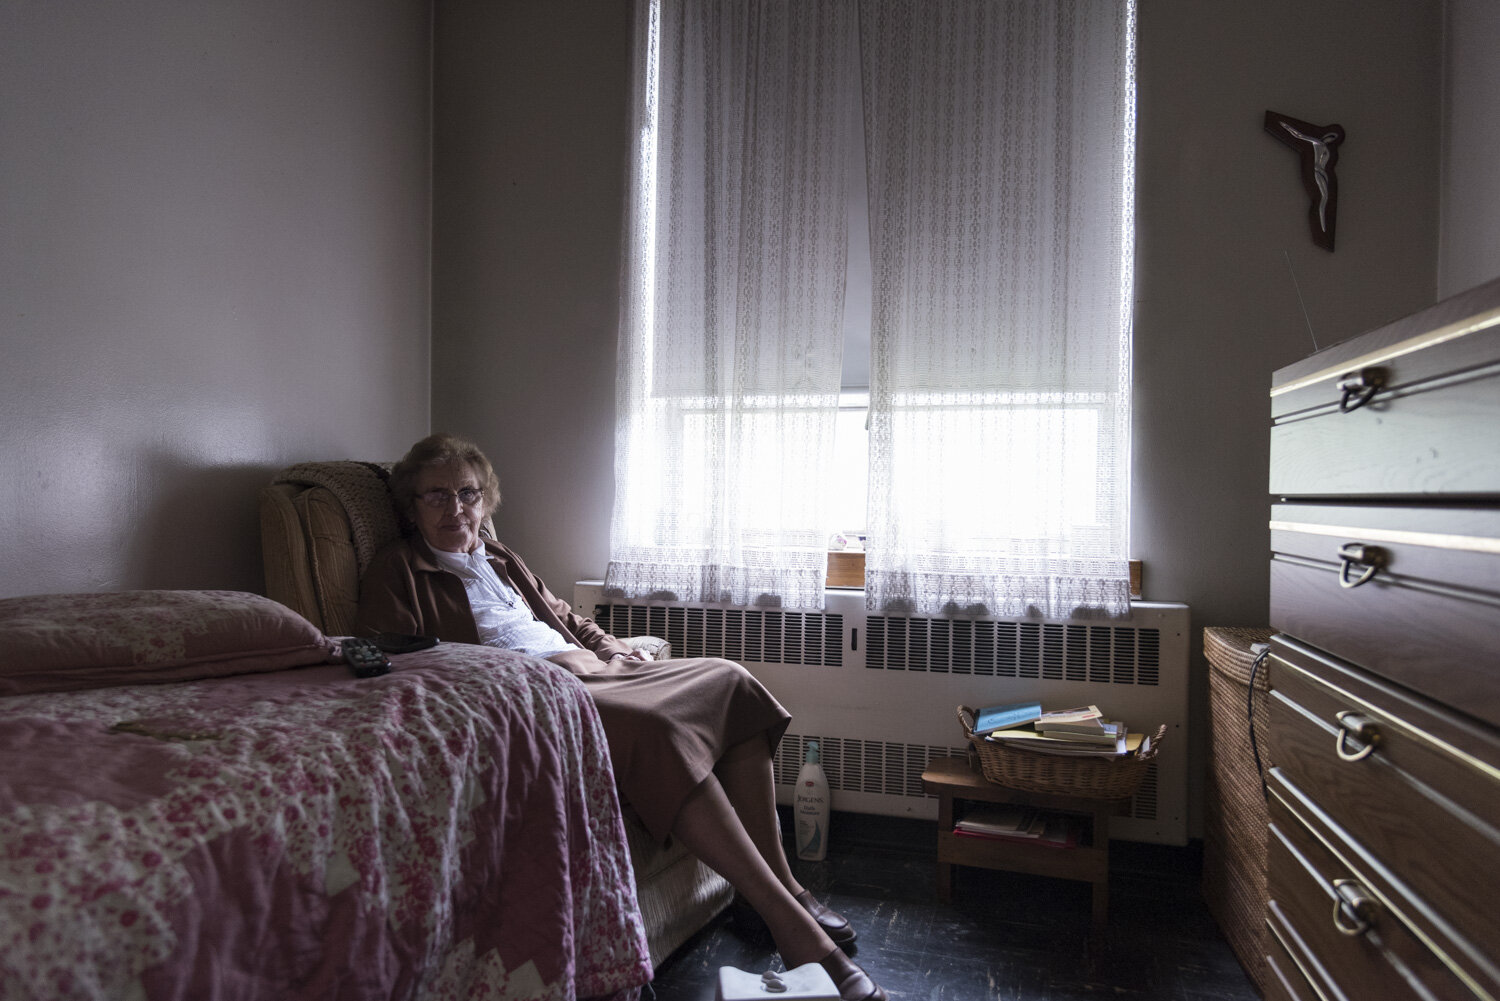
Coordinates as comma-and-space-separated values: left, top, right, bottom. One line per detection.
0, 589, 652, 1001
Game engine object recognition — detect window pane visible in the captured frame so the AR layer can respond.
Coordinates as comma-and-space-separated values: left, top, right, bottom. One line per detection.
829, 403, 869, 539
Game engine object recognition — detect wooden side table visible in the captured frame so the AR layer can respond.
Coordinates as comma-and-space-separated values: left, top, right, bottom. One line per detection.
921, 756, 1114, 928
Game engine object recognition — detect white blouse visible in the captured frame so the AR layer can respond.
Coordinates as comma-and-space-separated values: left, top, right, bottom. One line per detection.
431, 546, 579, 657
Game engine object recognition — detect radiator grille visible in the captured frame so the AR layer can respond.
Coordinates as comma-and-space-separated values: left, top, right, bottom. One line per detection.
591, 603, 843, 667
776, 733, 955, 800
865, 616, 1160, 684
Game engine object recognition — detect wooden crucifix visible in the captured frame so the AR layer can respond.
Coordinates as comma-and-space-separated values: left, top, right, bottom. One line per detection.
1265, 110, 1345, 252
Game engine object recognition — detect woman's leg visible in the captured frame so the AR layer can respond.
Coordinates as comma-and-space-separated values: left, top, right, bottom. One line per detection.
673, 772, 885, 1000
712, 736, 803, 894
670, 772, 831, 968
713, 736, 858, 950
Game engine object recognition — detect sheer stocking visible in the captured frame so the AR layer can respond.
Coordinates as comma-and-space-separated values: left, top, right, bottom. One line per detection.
671, 772, 834, 968
713, 736, 805, 896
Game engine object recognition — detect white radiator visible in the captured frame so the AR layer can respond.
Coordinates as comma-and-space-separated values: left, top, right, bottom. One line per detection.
573, 583, 1189, 846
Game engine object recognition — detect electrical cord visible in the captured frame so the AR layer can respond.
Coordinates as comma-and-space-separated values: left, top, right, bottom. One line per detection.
1248, 644, 1270, 802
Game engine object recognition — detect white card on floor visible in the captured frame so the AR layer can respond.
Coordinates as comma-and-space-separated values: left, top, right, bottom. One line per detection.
715, 963, 839, 1001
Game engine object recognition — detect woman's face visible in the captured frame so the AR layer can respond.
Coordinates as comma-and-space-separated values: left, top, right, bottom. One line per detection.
411, 459, 486, 553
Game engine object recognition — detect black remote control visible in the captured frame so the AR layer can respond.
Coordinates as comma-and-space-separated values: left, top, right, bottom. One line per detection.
343, 637, 392, 678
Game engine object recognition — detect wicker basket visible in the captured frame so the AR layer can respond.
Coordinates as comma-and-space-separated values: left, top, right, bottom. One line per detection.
957, 706, 1165, 800
1202, 626, 1274, 993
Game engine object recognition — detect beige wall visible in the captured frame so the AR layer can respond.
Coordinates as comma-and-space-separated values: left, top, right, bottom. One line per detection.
431, 0, 633, 586
1132, 0, 1441, 623
1440, 0, 1500, 298
0, 0, 433, 598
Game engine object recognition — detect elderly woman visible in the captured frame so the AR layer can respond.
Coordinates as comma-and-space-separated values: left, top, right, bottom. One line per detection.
357, 433, 886, 1001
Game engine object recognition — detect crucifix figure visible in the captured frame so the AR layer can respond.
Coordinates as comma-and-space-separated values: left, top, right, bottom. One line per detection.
1265, 110, 1345, 252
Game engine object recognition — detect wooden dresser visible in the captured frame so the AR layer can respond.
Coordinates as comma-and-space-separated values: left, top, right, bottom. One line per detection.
1264, 275, 1500, 1001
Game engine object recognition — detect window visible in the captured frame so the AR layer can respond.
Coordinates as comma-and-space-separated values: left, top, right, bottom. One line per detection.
609, 0, 1136, 619
829, 391, 870, 544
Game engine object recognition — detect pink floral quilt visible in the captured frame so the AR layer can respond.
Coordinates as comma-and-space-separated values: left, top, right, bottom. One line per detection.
0, 644, 651, 1001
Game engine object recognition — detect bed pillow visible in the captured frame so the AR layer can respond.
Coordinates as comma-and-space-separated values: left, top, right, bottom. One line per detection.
0, 590, 338, 697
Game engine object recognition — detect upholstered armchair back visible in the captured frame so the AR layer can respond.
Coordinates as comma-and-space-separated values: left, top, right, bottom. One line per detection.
259, 461, 494, 635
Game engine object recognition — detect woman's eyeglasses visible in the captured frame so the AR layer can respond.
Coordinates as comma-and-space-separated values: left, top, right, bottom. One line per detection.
418, 487, 484, 508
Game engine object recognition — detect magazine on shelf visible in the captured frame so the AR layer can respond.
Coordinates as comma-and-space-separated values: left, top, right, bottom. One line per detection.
953, 804, 1043, 838
953, 812, 1082, 849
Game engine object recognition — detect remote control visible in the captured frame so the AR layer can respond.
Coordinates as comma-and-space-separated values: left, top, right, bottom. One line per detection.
343, 637, 392, 678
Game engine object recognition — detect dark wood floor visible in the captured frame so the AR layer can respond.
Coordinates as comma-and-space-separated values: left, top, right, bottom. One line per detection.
646, 814, 1260, 1001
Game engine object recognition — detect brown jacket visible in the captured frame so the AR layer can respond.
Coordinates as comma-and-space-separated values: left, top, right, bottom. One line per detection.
355, 535, 632, 660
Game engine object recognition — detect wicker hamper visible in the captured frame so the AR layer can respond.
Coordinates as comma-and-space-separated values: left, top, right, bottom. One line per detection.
1202, 626, 1274, 993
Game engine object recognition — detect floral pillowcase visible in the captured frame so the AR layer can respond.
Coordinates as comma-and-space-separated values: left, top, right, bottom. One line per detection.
0, 590, 338, 697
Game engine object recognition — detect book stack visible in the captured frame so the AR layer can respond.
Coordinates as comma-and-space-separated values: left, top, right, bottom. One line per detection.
979, 704, 1151, 758
952, 804, 1081, 848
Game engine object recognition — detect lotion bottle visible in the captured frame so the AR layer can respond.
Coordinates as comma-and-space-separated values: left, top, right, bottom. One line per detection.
794, 740, 831, 861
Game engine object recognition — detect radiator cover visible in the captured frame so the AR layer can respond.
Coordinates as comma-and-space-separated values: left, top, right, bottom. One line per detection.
574, 583, 1189, 845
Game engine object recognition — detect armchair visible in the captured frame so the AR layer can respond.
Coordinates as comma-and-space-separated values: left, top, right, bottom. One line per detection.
259, 460, 729, 966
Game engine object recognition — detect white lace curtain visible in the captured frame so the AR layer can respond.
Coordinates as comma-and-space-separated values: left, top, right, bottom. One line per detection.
609, 0, 1135, 619
605, 0, 857, 610
861, 0, 1136, 619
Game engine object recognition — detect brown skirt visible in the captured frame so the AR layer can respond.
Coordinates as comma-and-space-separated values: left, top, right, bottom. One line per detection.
549, 653, 790, 843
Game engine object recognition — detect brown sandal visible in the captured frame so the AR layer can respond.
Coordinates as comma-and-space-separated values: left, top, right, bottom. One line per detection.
795, 889, 857, 949
730, 891, 859, 953
817, 947, 888, 1001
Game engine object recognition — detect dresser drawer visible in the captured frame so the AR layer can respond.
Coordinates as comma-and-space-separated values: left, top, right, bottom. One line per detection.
1267, 637, 1500, 990
1270, 278, 1500, 499
1269, 504, 1500, 723
1263, 924, 1320, 1001
1266, 780, 1487, 1001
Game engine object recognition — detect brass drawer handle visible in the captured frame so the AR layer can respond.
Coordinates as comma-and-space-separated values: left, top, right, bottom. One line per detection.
1337, 542, 1385, 588
1332, 878, 1378, 936
1336, 367, 1385, 412
1335, 710, 1381, 761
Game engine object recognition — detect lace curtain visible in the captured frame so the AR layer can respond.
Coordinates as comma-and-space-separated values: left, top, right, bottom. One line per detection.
861, 0, 1137, 619
605, 0, 857, 610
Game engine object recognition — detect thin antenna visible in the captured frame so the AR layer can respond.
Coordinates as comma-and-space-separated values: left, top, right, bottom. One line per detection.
1281, 249, 1319, 352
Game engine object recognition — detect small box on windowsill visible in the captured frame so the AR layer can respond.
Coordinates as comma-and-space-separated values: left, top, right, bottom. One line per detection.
826, 551, 864, 588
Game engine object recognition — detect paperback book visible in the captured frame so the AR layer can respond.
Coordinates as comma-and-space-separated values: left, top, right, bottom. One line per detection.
1037, 705, 1104, 726
971, 700, 1043, 736
988, 728, 1142, 757
1037, 727, 1122, 745
1035, 705, 1118, 737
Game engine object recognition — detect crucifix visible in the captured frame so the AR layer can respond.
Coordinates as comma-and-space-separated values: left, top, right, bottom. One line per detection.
1265, 110, 1345, 252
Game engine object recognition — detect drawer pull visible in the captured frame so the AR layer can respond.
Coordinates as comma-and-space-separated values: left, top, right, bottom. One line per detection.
1336, 367, 1385, 412
1334, 710, 1380, 761
1331, 878, 1378, 936
1337, 542, 1385, 588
